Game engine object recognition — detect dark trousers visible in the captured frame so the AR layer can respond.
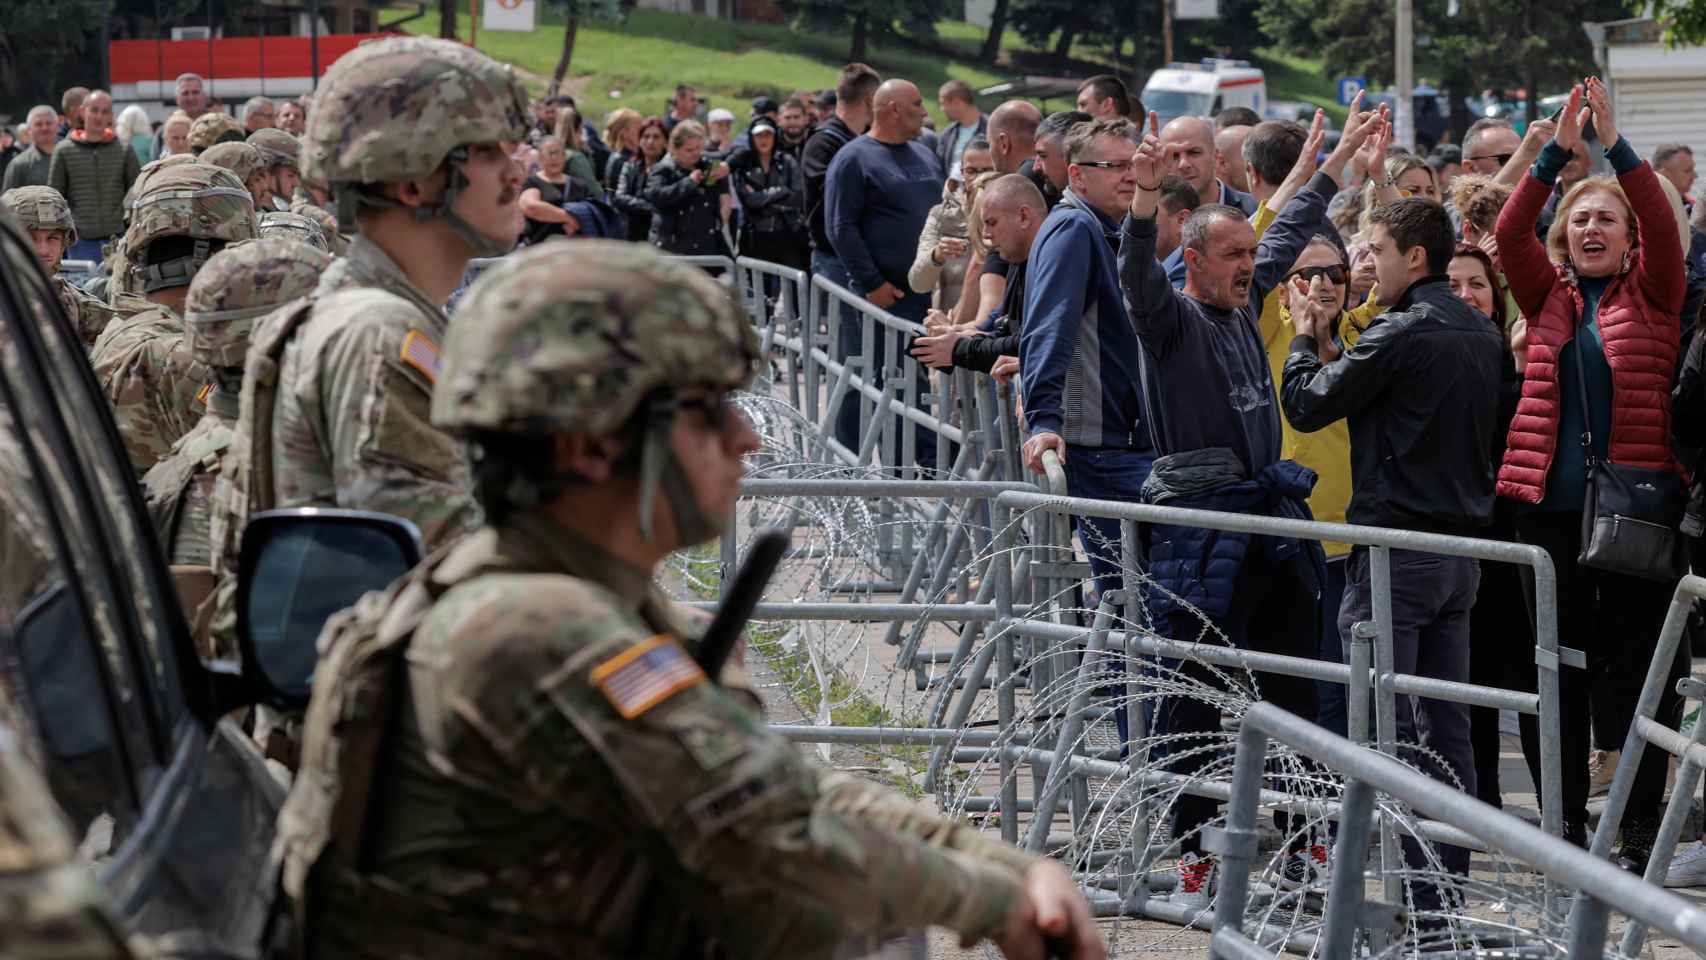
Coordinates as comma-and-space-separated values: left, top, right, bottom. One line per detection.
1315, 555, 1350, 738
1468, 516, 1535, 809
1339, 547, 1479, 911
813, 251, 936, 469
1165, 544, 1319, 855
1515, 510, 1687, 838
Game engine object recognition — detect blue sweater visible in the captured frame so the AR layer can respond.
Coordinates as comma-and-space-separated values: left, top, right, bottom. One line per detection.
1019, 191, 1154, 450
1119, 170, 1339, 476
825, 135, 944, 294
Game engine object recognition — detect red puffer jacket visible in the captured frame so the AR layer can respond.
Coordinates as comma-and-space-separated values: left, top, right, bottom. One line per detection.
1494, 154, 1686, 504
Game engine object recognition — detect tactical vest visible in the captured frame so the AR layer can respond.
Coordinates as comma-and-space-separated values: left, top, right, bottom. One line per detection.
273, 547, 670, 960
232, 298, 318, 531
142, 421, 230, 656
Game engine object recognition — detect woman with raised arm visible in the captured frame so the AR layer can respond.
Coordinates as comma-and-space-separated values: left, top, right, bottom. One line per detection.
1494, 79, 1689, 869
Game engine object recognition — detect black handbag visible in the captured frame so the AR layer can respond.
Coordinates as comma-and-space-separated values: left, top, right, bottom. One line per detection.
1570, 325, 1688, 581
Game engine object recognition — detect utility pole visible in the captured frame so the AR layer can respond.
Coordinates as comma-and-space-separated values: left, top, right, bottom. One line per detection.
309, 0, 321, 90
1163, 0, 1174, 65
1394, 0, 1416, 149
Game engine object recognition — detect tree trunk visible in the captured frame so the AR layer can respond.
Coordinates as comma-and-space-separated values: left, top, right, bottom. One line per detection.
549, 12, 579, 98
333, 0, 357, 33
439, 0, 457, 39
1052, 26, 1074, 66
850, 12, 868, 63
979, 0, 1010, 64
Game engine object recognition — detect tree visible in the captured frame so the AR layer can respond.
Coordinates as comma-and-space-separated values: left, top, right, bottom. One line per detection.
1648, 0, 1706, 45
979, 0, 1011, 63
1258, 0, 1628, 134
774, 0, 950, 62
439, 0, 458, 40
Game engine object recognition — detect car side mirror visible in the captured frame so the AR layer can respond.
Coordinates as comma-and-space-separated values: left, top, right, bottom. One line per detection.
235, 509, 423, 711
10, 582, 115, 761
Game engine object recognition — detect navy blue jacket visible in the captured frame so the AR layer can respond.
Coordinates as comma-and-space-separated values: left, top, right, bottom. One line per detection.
825, 135, 944, 294
1020, 190, 1153, 450
1143, 460, 1324, 622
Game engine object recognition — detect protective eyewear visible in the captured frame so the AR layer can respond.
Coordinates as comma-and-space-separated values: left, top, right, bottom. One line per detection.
1285, 264, 1348, 285
1074, 159, 1135, 173
1465, 152, 1515, 167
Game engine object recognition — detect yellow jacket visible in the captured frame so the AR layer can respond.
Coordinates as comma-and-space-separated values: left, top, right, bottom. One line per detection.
1252, 203, 1377, 559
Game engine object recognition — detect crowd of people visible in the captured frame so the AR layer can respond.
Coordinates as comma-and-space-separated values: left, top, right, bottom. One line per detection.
5, 35, 1706, 952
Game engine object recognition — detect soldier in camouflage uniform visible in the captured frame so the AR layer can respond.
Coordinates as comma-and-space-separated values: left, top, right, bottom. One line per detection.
290, 176, 347, 255
248, 127, 301, 212
104, 153, 205, 307
141, 238, 329, 655
90, 163, 259, 474
272, 242, 1105, 960
189, 112, 245, 154
200, 140, 273, 211
0, 186, 117, 346
223, 35, 527, 554
258, 210, 330, 251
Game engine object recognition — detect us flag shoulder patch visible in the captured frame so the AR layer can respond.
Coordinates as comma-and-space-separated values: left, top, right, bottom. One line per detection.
590, 635, 706, 719
399, 329, 442, 384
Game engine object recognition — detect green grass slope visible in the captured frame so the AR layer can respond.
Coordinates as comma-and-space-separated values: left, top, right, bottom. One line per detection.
401, 7, 1345, 129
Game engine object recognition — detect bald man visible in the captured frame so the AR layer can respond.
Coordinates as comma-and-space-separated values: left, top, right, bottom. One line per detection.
1161, 115, 1256, 214
1214, 123, 1253, 193
987, 99, 1042, 176
825, 76, 945, 464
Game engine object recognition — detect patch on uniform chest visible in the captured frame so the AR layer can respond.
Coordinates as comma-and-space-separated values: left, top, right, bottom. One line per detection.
590, 634, 705, 719
676, 722, 745, 770
399, 329, 442, 384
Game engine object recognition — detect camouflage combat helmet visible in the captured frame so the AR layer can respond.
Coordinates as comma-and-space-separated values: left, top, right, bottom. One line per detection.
301, 36, 528, 256
258, 210, 330, 250
122, 164, 260, 292
436, 241, 758, 540
0, 186, 77, 244
435, 241, 758, 435
199, 141, 266, 187
185, 238, 331, 367
247, 127, 300, 170
190, 112, 247, 153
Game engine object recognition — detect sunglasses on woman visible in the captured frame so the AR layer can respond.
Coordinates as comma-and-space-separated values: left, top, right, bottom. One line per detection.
1284, 264, 1347, 285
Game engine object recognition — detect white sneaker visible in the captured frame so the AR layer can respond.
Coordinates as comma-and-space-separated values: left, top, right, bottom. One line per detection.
1588, 749, 1620, 797
1172, 852, 1216, 911
1664, 840, 1706, 887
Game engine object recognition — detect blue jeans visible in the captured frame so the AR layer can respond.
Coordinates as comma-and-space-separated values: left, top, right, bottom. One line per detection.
1063, 444, 1154, 746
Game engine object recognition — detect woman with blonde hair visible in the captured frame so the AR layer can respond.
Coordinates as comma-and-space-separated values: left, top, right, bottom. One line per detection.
551, 104, 605, 199
601, 107, 643, 189
116, 104, 154, 164
160, 110, 193, 157
1495, 79, 1688, 868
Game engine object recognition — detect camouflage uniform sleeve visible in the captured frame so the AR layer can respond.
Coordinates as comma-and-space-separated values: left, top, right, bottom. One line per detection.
453, 580, 1025, 949
318, 300, 478, 549
90, 321, 204, 475
814, 770, 1042, 876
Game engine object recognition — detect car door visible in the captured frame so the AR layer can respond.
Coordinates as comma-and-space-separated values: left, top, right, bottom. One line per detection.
0, 210, 283, 958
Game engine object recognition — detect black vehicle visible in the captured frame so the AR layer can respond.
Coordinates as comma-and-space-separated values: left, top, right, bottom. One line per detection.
0, 211, 419, 958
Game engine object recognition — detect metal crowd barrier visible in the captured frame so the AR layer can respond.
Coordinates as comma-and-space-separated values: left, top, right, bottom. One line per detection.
1587, 574, 1706, 955
1217, 702, 1706, 958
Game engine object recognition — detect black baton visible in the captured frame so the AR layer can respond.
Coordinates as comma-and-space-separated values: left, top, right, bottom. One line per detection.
697, 527, 789, 679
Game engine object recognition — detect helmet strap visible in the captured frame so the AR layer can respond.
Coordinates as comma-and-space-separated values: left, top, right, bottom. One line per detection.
336, 147, 514, 258
634, 394, 725, 547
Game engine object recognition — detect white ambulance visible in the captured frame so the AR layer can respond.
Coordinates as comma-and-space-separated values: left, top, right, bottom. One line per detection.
1141, 59, 1268, 126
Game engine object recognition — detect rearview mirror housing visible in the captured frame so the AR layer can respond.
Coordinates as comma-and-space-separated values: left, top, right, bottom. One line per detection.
235, 509, 423, 711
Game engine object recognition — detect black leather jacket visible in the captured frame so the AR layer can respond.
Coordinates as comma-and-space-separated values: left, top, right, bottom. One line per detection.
642, 156, 727, 257
1280, 276, 1507, 535
612, 155, 659, 243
